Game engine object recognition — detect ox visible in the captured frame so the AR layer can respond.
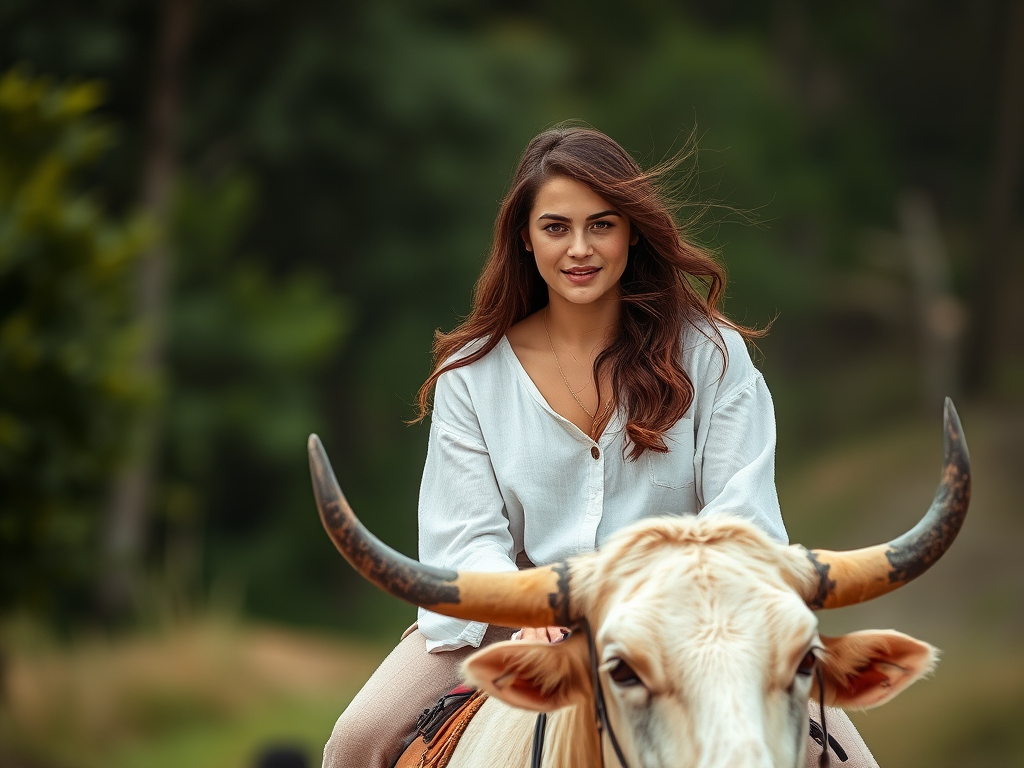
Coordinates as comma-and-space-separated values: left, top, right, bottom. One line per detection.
310, 399, 970, 768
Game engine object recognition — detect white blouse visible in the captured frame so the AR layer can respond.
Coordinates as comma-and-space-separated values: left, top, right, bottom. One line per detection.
417, 322, 786, 652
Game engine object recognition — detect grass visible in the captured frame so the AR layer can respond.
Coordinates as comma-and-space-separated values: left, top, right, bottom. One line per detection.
101, 695, 351, 768
1, 618, 384, 768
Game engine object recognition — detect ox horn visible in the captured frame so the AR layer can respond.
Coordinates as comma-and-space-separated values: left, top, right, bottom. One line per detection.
803, 397, 971, 610
308, 434, 573, 628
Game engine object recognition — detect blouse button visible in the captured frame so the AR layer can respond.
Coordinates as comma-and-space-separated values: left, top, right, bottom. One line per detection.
591, 446, 600, 460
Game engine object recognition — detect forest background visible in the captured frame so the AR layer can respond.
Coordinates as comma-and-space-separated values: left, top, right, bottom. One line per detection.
1, 1, 1023, 767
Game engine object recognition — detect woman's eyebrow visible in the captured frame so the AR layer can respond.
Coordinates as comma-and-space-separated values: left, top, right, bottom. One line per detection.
536, 210, 622, 222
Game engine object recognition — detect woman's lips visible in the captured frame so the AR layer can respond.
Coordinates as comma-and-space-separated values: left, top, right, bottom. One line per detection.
562, 266, 601, 283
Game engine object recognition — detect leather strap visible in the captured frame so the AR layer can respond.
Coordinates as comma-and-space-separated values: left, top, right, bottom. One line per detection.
816, 666, 831, 767
530, 713, 547, 768
528, 622, 630, 768
582, 619, 631, 768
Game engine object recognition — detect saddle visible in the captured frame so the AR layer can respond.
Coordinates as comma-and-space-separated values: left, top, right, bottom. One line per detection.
393, 685, 489, 768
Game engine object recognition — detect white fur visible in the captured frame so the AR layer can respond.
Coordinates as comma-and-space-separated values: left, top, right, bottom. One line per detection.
453, 515, 937, 768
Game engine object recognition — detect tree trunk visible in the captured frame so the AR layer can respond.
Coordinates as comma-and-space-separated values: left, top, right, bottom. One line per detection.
963, 0, 1024, 394
898, 192, 965, 406
98, 0, 193, 617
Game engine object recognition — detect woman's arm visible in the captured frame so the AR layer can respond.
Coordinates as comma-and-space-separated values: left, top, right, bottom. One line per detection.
693, 328, 788, 543
417, 367, 518, 652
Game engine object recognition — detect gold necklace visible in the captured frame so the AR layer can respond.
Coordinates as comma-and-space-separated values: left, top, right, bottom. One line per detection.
543, 309, 613, 429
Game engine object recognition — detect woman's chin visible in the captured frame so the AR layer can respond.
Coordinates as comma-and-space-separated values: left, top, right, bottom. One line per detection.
549, 284, 619, 306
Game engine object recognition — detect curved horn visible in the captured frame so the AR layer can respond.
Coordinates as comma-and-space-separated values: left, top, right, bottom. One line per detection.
803, 398, 971, 610
308, 434, 573, 627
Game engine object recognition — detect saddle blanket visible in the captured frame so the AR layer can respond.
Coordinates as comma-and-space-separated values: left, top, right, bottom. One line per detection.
394, 685, 489, 768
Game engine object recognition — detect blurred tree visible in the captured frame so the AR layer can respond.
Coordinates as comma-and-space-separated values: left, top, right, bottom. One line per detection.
156, 171, 350, 625
1, 0, 1020, 634
212, 1, 839, 579
963, 0, 1024, 394
0, 68, 151, 622
100, 0, 194, 619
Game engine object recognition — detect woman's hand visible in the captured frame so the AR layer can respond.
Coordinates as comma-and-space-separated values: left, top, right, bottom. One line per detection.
511, 626, 570, 643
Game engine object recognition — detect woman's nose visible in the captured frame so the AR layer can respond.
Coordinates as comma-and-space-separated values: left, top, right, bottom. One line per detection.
567, 231, 593, 258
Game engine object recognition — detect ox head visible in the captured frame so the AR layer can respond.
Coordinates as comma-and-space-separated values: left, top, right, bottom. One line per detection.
309, 399, 970, 768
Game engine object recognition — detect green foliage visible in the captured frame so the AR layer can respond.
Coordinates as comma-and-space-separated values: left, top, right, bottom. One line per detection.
0, 68, 151, 618
214, 5, 848, 592
0, 4, 1020, 765
0, 0, 1017, 633
156, 172, 351, 624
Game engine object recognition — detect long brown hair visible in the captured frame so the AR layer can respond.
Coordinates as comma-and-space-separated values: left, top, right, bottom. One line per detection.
414, 124, 763, 459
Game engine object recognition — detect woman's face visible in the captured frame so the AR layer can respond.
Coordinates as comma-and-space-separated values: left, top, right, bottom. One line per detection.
522, 175, 634, 307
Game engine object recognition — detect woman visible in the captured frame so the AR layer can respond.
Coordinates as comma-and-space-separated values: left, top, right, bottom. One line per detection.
323, 125, 877, 768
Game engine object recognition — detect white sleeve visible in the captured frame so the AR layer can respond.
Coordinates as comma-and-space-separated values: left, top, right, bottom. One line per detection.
417, 367, 518, 653
694, 331, 788, 544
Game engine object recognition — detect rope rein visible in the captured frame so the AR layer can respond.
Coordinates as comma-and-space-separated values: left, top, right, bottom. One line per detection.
816, 666, 831, 768
529, 621, 630, 768
582, 619, 632, 768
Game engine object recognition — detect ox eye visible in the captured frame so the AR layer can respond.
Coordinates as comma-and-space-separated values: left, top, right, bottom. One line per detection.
796, 650, 818, 677
608, 658, 642, 687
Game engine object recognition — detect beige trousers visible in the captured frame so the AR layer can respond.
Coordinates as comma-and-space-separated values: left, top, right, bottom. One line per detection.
806, 700, 878, 767
323, 624, 514, 768
322, 626, 879, 768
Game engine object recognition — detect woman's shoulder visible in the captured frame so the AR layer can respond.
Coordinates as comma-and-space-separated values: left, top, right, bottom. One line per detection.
442, 310, 546, 378
444, 336, 490, 364
680, 315, 749, 359
437, 335, 507, 384
680, 316, 759, 390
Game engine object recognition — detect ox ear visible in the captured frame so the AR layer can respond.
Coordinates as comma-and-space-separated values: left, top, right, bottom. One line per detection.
461, 633, 591, 712
816, 630, 938, 710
